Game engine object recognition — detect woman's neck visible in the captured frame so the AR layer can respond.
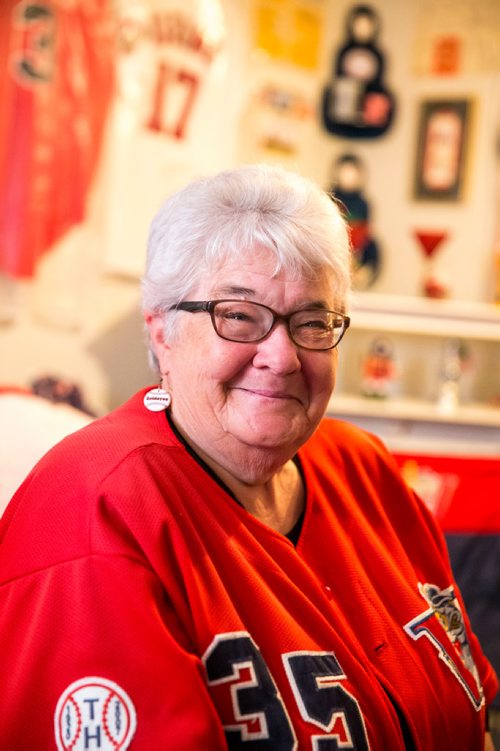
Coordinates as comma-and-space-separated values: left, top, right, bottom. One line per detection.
212, 455, 305, 535
167, 411, 306, 534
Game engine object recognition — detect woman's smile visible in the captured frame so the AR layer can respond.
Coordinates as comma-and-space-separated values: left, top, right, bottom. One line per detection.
231, 385, 303, 404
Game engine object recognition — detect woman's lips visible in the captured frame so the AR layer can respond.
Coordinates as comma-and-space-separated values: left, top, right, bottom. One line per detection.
235, 387, 301, 403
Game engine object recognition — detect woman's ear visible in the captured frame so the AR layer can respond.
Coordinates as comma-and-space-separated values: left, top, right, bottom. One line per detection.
144, 312, 170, 367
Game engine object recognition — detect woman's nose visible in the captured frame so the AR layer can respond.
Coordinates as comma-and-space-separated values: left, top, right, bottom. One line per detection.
252, 322, 301, 373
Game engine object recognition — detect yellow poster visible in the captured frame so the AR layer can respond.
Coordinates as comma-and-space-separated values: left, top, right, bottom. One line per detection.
253, 0, 325, 70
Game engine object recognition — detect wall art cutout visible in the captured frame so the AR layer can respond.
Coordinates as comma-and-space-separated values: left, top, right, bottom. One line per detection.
327, 153, 381, 289
321, 4, 396, 139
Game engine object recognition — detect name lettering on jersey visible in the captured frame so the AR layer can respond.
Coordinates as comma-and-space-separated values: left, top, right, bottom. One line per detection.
404, 582, 484, 710
116, 6, 225, 140
203, 632, 370, 750
118, 10, 221, 62
54, 677, 136, 751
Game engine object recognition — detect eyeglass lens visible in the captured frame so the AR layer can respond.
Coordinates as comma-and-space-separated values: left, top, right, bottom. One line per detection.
212, 300, 346, 349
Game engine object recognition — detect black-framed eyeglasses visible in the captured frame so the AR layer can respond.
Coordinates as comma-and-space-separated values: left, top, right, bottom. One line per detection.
169, 299, 350, 351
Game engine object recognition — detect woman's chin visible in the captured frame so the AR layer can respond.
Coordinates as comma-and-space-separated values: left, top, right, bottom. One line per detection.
231, 414, 312, 451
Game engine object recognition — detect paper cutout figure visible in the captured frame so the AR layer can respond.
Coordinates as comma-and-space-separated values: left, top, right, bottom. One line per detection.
322, 4, 395, 138
328, 153, 381, 289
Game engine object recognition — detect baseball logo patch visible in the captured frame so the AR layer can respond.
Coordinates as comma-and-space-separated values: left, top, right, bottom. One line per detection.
54, 677, 137, 750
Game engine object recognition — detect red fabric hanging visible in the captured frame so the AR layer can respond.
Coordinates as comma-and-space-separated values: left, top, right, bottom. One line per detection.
0, 1, 115, 278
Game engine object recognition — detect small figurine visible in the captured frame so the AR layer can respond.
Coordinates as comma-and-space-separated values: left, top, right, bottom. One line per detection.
361, 337, 396, 398
437, 338, 470, 412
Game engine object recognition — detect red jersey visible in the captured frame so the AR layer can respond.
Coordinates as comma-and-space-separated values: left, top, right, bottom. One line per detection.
0, 388, 497, 750
0, 0, 114, 278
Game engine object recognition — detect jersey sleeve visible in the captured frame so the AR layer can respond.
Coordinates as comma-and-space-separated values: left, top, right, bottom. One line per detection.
0, 550, 228, 749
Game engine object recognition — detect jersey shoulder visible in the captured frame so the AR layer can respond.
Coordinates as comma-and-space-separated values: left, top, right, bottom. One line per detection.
302, 416, 450, 564
0, 389, 183, 578
304, 415, 394, 470
15, 387, 180, 488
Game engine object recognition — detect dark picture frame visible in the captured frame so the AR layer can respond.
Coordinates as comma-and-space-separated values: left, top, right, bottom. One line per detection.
413, 98, 472, 201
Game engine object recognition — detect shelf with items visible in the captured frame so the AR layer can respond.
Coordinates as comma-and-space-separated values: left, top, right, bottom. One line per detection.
327, 393, 500, 429
349, 292, 500, 341
333, 292, 500, 436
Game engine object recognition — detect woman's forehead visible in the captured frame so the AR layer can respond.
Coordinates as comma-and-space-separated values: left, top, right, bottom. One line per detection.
193, 263, 337, 309
206, 247, 332, 284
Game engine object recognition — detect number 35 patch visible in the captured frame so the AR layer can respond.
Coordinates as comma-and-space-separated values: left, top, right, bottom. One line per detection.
54, 677, 136, 751
203, 632, 370, 750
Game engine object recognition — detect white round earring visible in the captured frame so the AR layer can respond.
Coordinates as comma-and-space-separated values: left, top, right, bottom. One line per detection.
143, 383, 172, 412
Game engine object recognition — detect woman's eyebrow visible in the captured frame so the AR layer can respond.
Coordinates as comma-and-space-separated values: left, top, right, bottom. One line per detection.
210, 288, 333, 310
211, 285, 256, 297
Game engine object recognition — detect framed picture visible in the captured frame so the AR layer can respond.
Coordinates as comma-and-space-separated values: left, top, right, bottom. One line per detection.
413, 98, 472, 201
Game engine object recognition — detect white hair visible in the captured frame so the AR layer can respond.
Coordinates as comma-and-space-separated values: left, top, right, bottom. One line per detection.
142, 163, 352, 371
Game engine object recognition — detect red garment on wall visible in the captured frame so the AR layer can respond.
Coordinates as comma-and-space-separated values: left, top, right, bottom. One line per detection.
0, 1, 114, 278
392, 452, 500, 534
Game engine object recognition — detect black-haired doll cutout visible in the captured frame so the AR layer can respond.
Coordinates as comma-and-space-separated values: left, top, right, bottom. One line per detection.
322, 4, 395, 138
328, 153, 381, 289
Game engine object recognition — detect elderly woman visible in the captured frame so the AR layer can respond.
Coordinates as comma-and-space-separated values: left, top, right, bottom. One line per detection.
0, 165, 496, 750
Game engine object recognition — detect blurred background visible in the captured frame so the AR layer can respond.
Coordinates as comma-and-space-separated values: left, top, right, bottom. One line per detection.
0, 0, 499, 735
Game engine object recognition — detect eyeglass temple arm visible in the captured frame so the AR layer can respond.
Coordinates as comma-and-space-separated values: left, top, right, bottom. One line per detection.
169, 301, 210, 313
